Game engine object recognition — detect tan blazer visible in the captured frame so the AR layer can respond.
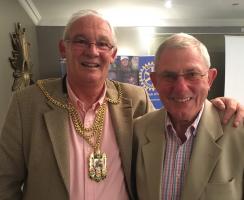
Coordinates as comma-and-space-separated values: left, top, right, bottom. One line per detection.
0, 78, 154, 200
133, 100, 244, 200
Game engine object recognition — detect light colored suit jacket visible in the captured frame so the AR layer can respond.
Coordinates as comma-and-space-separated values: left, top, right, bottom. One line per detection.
133, 100, 244, 200
0, 78, 154, 200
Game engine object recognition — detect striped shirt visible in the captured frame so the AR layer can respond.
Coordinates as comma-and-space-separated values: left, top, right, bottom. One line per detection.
161, 106, 204, 200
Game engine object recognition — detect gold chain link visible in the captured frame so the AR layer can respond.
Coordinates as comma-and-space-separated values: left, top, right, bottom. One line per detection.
37, 79, 122, 151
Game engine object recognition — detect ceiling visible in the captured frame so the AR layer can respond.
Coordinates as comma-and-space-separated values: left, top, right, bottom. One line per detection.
19, 0, 244, 27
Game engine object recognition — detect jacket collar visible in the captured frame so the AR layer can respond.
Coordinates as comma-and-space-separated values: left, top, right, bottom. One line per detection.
106, 79, 135, 199
38, 78, 70, 192
41, 78, 135, 198
181, 100, 223, 200
142, 109, 166, 200
141, 101, 224, 200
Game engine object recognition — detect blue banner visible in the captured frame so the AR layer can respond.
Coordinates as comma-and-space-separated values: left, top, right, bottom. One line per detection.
138, 56, 163, 109
108, 55, 163, 109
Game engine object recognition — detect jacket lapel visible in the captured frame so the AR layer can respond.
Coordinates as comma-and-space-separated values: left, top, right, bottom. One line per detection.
181, 101, 223, 200
41, 79, 70, 192
106, 80, 134, 197
142, 110, 166, 200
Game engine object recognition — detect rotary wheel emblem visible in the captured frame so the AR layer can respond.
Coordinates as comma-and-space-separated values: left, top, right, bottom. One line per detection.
139, 61, 156, 92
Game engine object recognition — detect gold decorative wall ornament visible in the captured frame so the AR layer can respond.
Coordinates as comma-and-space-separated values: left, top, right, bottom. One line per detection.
9, 22, 33, 91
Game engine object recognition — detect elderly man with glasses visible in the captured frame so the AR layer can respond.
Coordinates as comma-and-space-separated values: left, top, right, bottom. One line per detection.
132, 33, 244, 200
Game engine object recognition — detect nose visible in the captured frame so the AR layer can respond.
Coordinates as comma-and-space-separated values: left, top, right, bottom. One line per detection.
172, 76, 189, 92
85, 43, 99, 56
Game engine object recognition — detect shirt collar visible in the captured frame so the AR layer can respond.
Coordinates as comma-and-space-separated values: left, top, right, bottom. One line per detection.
165, 104, 205, 139
66, 80, 107, 111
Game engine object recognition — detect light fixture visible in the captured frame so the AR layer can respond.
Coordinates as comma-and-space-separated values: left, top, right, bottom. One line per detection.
164, 0, 172, 8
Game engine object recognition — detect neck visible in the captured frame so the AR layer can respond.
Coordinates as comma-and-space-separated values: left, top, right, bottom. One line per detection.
69, 79, 105, 110
174, 122, 189, 142
169, 117, 193, 143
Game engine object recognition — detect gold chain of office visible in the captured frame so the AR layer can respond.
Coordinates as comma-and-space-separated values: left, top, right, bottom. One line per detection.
37, 79, 122, 182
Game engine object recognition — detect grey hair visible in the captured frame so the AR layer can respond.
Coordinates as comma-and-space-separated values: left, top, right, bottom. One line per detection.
63, 9, 117, 46
154, 33, 211, 71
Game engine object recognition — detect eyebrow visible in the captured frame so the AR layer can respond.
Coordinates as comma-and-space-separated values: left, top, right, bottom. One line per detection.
71, 34, 111, 42
158, 68, 202, 74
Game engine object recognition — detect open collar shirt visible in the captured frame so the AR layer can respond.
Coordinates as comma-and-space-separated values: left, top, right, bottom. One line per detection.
161, 105, 204, 200
67, 81, 129, 200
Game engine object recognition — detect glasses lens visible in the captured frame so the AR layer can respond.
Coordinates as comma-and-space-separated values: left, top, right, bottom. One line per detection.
96, 41, 113, 51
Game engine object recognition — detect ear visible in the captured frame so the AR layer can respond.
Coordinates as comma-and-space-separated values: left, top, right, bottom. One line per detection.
208, 68, 217, 87
150, 72, 158, 89
110, 48, 117, 64
59, 40, 66, 58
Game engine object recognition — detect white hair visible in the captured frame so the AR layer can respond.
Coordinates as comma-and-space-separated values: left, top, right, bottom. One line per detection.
63, 9, 117, 46
154, 33, 211, 71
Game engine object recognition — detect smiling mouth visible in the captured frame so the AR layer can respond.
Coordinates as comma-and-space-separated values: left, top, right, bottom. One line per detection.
173, 97, 192, 103
81, 62, 100, 68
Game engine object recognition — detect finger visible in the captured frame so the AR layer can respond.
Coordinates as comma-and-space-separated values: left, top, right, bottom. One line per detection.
222, 110, 235, 125
221, 98, 237, 125
211, 97, 226, 110
232, 103, 244, 127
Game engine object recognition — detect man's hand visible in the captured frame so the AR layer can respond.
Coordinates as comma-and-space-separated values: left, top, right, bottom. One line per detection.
211, 97, 244, 127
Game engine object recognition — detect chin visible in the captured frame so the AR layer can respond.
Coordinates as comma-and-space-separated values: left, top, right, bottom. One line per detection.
169, 109, 191, 120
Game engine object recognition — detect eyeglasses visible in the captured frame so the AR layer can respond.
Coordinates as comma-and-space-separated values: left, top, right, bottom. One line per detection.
65, 37, 114, 52
158, 71, 209, 83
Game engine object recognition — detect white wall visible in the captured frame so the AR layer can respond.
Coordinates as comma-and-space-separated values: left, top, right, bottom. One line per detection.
225, 35, 244, 104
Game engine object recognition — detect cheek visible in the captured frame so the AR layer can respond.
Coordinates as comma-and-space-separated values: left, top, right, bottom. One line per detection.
66, 57, 77, 72
99, 53, 111, 63
66, 50, 78, 62
156, 81, 171, 93
156, 84, 171, 99
198, 80, 211, 93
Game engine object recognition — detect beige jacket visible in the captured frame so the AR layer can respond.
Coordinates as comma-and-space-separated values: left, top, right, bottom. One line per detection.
0, 78, 154, 200
133, 100, 244, 200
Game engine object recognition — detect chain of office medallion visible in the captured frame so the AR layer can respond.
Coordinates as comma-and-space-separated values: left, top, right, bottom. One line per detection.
37, 79, 122, 150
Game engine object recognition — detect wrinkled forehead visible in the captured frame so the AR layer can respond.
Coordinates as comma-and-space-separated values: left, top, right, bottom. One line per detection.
67, 15, 113, 40
157, 47, 207, 71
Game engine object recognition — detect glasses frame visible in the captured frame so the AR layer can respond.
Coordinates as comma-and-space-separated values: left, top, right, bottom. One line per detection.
157, 70, 209, 83
65, 38, 114, 52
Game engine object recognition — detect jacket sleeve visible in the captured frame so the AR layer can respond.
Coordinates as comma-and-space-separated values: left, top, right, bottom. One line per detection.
0, 93, 26, 199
